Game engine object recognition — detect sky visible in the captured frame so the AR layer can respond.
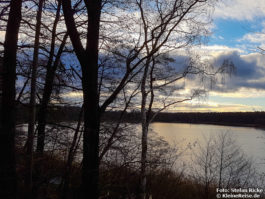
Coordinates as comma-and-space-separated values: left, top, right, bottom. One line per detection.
184, 0, 265, 112
3, 0, 265, 112
61, 0, 265, 112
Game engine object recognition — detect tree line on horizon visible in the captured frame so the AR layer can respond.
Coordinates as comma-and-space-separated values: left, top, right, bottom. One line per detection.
10, 104, 265, 127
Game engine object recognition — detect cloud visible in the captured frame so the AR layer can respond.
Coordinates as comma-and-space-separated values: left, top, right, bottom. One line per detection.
142, 48, 265, 111
62, 91, 83, 98
173, 48, 265, 103
238, 21, 265, 47
60, 45, 265, 112
149, 47, 265, 99
216, 52, 263, 77
209, 51, 265, 93
214, 0, 265, 21
198, 45, 245, 55
239, 33, 265, 43
211, 88, 265, 98
167, 101, 264, 112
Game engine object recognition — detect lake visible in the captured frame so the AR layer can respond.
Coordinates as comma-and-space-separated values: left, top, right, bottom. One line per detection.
17, 122, 265, 174
150, 123, 265, 174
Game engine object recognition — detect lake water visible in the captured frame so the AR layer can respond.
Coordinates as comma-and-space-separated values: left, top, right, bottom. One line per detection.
150, 123, 265, 174
17, 122, 265, 174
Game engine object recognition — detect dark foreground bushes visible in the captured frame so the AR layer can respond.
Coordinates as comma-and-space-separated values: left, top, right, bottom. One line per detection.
14, 148, 224, 199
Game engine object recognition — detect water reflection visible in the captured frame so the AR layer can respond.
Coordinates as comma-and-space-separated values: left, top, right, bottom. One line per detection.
150, 123, 265, 173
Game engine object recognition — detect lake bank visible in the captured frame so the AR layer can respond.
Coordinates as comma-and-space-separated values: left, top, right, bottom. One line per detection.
103, 111, 265, 129
152, 120, 265, 130
14, 104, 265, 129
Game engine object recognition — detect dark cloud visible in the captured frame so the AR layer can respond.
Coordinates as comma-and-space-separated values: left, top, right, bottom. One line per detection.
211, 51, 265, 91
213, 51, 264, 78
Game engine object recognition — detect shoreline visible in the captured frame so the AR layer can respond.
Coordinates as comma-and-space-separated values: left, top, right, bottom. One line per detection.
151, 121, 265, 130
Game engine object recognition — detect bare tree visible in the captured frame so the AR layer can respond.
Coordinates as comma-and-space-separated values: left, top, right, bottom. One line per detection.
36, 0, 67, 154
60, 0, 228, 198
61, 105, 84, 199
192, 132, 256, 199
0, 0, 22, 198
62, 0, 102, 198
193, 136, 216, 199
25, 0, 45, 197
214, 132, 255, 188
131, 0, 224, 197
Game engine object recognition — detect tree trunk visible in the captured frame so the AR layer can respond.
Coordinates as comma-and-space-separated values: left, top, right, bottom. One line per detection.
36, 0, 63, 154
81, 37, 100, 199
0, 0, 22, 198
140, 118, 148, 199
139, 60, 150, 199
36, 34, 66, 154
61, 105, 83, 199
62, 1, 102, 198
26, 0, 44, 197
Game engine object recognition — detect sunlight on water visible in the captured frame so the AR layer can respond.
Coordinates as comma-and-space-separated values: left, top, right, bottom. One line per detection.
150, 123, 265, 173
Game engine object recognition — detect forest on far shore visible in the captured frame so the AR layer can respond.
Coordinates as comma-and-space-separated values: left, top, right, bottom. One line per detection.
14, 105, 265, 128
